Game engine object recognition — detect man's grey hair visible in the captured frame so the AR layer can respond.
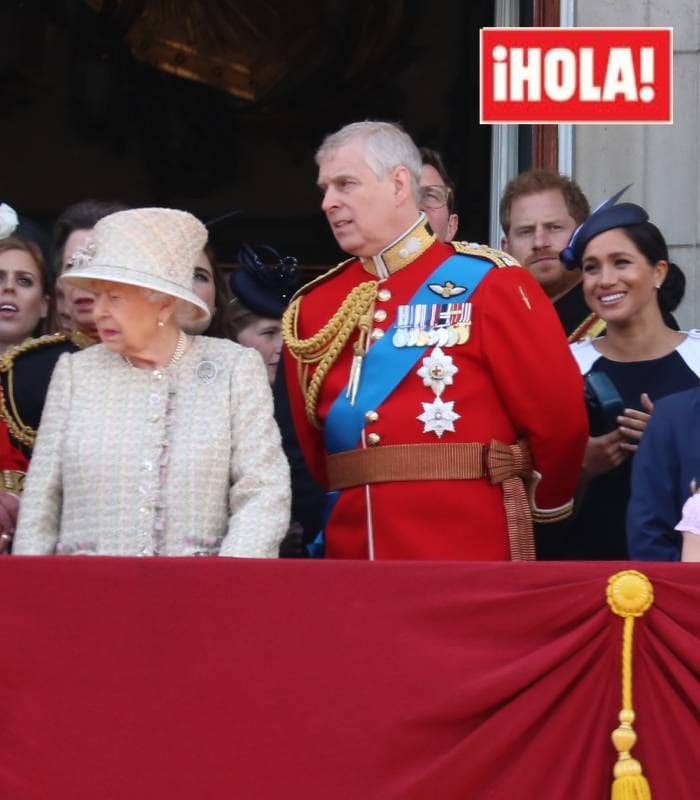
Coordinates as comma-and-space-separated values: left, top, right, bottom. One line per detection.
315, 121, 422, 202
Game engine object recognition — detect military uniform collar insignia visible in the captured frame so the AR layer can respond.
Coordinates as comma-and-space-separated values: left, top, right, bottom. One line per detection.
360, 214, 435, 278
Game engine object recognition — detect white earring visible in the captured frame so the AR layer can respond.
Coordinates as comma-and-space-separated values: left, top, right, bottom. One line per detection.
157, 319, 165, 328
655, 283, 662, 289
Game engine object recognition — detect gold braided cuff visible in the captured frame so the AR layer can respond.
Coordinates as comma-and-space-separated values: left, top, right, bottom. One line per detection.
1, 469, 25, 496
526, 470, 575, 523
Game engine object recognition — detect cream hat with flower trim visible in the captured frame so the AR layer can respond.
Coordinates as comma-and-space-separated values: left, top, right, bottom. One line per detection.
61, 207, 210, 322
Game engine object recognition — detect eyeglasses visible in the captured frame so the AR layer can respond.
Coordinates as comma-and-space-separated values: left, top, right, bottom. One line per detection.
419, 185, 452, 210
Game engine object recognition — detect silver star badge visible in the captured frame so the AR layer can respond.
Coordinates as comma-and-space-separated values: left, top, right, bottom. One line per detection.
416, 346, 458, 397
417, 397, 460, 438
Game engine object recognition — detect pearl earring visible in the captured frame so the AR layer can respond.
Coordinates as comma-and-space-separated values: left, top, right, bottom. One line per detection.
655, 283, 662, 290
157, 319, 165, 327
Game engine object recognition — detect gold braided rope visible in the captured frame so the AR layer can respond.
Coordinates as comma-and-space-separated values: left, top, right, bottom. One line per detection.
0, 333, 81, 448
282, 281, 379, 428
606, 570, 654, 800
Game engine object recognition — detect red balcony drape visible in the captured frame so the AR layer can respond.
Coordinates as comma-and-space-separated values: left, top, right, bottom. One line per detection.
0, 558, 697, 799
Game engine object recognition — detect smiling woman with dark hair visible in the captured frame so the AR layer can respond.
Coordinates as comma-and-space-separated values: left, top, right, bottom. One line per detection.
561, 198, 700, 560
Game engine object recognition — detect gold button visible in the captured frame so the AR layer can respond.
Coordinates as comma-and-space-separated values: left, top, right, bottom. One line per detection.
373, 309, 388, 322
370, 328, 384, 341
377, 288, 392, 302
367, 432, 381, 446
365, 410, 379, 423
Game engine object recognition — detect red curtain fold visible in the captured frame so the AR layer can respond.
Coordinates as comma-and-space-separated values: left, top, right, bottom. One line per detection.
0, 559, 697, 799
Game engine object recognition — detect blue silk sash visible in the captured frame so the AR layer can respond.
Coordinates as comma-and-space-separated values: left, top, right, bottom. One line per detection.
324, 254, 492, 454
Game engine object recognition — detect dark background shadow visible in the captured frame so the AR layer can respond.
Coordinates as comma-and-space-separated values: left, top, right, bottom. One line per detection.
0, 0, 493, 272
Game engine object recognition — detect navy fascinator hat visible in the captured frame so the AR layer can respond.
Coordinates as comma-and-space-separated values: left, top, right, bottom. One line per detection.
559, 185, 649, 270
230, 243, 300, 318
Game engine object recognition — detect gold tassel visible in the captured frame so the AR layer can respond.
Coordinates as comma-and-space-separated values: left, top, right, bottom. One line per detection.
606, 570, 654, 800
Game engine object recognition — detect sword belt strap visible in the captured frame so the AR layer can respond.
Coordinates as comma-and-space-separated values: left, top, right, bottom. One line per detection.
326, 440, 535, 560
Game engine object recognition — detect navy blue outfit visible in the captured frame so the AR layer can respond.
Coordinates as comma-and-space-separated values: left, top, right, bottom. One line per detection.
627, 387, 700, 560
565, 340, 700, 560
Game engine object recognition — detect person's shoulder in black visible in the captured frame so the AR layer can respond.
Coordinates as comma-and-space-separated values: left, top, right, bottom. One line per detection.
0, 332, 92, 455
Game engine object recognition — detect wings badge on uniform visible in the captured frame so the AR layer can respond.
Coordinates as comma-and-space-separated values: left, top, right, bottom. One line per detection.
427, 280, 466, 299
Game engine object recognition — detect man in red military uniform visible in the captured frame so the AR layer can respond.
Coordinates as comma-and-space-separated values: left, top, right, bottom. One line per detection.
282, 121, 588, 560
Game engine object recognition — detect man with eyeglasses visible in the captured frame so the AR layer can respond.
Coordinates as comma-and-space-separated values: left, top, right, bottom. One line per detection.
281, 121, 587, 561
419, 147, 459, 242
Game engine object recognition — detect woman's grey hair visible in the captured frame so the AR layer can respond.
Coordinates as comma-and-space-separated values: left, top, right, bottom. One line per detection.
315, 121, 422, 203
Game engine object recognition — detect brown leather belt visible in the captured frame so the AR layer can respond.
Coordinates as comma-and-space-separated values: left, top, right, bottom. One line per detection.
326, 440, 535, 561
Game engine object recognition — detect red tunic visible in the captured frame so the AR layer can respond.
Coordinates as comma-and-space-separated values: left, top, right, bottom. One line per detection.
284, 232, 588, 560
0, 416, 29, 474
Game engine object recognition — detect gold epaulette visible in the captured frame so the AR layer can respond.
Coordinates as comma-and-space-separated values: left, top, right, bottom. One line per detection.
0, 332, 84, 450
450, 241, 521, 269
288, 257, 356, 303
0, 332, 68, 374
70, 330, 99, 349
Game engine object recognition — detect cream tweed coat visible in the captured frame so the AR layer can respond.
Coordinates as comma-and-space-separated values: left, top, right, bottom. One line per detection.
14, 337, 290, 557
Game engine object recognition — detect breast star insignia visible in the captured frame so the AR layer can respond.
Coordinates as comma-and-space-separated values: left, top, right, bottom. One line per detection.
416, 347, 458, 397
428, 280, 466, 299
417, 397, 461, 438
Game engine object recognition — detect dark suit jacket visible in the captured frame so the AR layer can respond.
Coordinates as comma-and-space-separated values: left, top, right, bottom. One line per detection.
273, 359, 325, 546
627, 387, 700, 560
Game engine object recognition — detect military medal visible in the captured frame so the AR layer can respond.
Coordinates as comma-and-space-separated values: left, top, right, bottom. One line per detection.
455, 303, 472, 344
425, 305, 440, 346
393, 300, 471, 350
404, 304, 426, 347
392, 305, 410, 348
392, 328, 408, 348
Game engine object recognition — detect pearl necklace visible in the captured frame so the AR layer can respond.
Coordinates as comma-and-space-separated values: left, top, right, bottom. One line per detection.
123, 330, 188, 370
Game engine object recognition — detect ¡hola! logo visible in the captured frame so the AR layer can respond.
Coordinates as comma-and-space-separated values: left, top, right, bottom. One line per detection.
480, 27, 673, 124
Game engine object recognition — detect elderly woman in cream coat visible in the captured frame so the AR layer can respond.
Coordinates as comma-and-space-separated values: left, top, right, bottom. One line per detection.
13, 208, 290, 557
